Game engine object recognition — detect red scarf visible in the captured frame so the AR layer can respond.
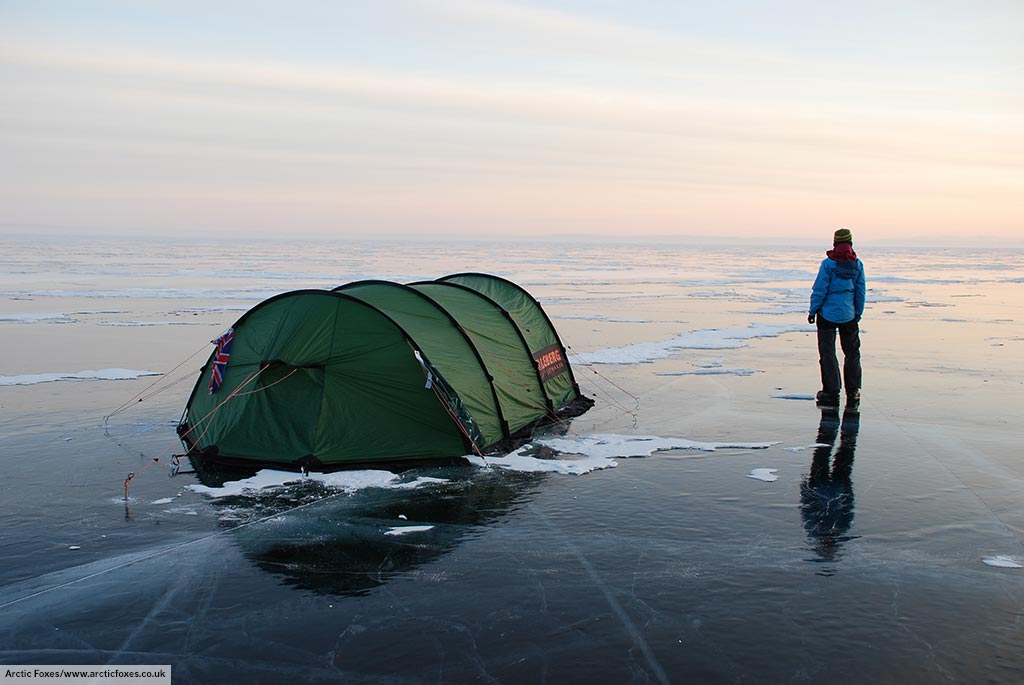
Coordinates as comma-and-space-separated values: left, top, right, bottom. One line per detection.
826, 242, 857, 262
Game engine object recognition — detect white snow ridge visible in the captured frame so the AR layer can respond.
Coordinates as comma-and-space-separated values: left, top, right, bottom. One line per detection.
0, 369, 163, 386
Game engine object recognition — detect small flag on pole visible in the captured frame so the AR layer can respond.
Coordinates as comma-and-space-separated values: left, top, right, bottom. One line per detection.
208, 327, 234, 394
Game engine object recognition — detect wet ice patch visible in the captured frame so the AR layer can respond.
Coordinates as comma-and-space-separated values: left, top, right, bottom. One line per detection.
187, 469, 447, 498
0, 369, 163, 386
747, 468, 779, 482
578, 324, 806, 365
983, 556, 1023, 569
470, 433, 775, 475
385, 525, 435, 536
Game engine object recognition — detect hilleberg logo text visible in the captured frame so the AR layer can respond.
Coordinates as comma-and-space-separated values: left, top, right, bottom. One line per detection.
533, 345, 568, 382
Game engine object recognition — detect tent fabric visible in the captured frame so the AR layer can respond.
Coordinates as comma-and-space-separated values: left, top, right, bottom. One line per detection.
436, 273, 579, 409
178, 275, 584, 469
335, 280, 507, 446
408, 282, 548, 435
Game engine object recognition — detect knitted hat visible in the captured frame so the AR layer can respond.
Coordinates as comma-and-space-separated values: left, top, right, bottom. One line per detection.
833, 228, 853, 243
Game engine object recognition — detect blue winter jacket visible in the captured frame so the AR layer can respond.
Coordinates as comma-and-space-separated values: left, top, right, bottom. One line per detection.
809, 255, 865, 324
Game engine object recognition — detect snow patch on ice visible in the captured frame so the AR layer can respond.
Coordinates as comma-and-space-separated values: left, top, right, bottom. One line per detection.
0, 312, 71, 323
98, 321, 203, 327
983, 556, 1023, 569
657, 368, 758, 377
385, 525, 435, 536
0, 369, 163, 386
747, 468, 779, 482
554, 314, 651, 323
172, 305, 250, 313
746, 304, 808, 316
0, 310, 122, 323
785, 443, 830, 452
151, 497, 175, 505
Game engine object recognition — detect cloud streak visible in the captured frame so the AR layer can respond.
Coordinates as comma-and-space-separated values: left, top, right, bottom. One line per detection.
0, 0, 1021, 239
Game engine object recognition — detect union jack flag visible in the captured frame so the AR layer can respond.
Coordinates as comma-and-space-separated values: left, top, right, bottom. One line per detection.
208, 327, 234, 394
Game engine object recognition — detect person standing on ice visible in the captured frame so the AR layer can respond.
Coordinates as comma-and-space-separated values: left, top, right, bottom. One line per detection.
808, 228, 865, 406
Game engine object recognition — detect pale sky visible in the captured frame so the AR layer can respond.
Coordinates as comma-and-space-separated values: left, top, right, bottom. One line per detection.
1, 0, 1022, 242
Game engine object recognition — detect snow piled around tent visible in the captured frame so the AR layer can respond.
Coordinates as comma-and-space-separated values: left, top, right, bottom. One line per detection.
188, 470, 448, 498
187, 433, 776, 496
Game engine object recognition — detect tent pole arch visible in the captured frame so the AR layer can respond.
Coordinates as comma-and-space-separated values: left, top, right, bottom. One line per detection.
437, 272, 582, 399
178, 289, 483, 460
412, 280, 556, 415
333, 280, 512, 441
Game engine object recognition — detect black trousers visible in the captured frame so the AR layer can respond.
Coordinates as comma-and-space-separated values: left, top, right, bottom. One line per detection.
816, 316, 861, 396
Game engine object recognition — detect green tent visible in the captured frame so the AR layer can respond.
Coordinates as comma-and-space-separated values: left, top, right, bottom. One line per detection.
177, 274, 588, 470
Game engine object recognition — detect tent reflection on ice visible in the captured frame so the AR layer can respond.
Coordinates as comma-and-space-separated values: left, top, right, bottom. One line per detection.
177, 273, 592, 470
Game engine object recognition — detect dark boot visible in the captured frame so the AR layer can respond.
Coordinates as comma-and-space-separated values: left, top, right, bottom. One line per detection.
816, 391, 840, 407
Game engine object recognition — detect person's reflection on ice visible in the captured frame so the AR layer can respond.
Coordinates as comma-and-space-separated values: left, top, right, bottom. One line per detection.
800, 406, 859, 574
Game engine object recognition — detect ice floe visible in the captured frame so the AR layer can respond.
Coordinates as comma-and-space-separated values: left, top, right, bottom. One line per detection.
0, 369, 163, 386
747, 468, 779, 482
384, 525, 435, 536
982, 556, 1022, 569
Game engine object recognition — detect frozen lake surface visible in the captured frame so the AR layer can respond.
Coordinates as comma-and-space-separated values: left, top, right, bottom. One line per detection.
1, 237, 1022, 683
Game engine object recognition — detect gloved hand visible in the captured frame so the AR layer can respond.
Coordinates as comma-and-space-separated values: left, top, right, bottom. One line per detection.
807, 313, 816, 324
